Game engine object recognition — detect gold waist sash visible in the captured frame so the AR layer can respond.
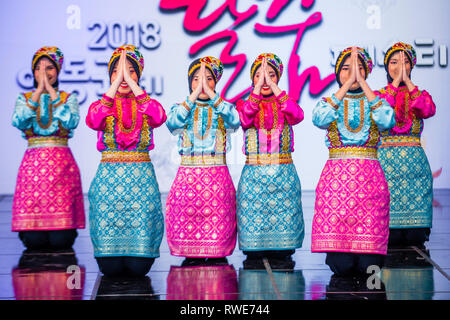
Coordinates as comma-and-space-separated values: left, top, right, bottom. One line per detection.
329, 147, 377, 160
181, 154, 226, 166
380, 136, 421, 148
27, 136, 68, 148
246, 153, 293, 165
101, 151, 151, 163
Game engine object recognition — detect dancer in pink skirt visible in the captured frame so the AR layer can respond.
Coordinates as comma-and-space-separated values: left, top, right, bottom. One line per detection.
311, 47, 395, 276
12, 46, 85, 250
166, 56, 240, 264
166, 263, 238, 300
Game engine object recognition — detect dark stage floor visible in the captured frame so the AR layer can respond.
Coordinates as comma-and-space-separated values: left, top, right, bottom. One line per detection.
0, 190, 449, 300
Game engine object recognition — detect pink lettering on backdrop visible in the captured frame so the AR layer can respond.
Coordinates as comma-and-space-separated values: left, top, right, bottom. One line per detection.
159, 0, 335, 103
301, 0, 315, 9
190, 30, 253, 102
159, 0, 257, 31
267, 0, 314, 20
255, 11, 336, 101
266, 0, 290, 20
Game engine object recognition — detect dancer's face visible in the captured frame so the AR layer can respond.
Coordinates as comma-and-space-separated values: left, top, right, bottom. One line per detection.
110, 58, 139, 94
34, 57, 58, 87
191, 68, 216, 100
388, 51, 411, 80
339, 56, 366, 90
253, 64, 278, 96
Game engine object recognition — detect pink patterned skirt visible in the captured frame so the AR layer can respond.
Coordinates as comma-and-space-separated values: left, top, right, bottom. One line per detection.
12, 146, 85, 231
166, 264, 238, 300
166, 166, 237, 257
12, 266, 86, 300
311, 158, 390, 255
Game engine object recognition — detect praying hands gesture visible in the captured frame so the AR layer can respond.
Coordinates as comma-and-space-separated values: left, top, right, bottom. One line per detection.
253, 57, 282, 96
392, 51, 416, 91
336, 47, 376, 102
106, 50, 144, 99
188, 62, 216, 103
31, 59, 58, 103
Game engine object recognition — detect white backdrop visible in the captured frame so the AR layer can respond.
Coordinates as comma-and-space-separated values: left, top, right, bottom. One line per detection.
0, 0, 448, 194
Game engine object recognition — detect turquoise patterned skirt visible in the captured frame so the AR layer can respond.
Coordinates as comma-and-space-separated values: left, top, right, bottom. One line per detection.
378, 146, 433, 228
238, 269, 305, 300
381, 267, 434, 300
88, 162, 164, 258
236, 163, 304, 251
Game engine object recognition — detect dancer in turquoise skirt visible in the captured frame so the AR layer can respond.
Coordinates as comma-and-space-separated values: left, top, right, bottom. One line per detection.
236, 53, 305, 269
86, 45, 167, 277
376, 42, 436, 248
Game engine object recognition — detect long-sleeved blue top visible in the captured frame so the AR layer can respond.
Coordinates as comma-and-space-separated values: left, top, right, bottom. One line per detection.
312, 92, 395, 148
12, 91, 80, 138
166, 93, 240, 156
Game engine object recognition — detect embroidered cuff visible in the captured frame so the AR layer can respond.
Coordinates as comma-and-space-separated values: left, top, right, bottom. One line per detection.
181, 101, 191, 112
184, 97, 194, 111
51, 96, 63, 108
213, 97, 224, 109
26, 98, 39, 110
101, 94, 114, 108
329, 94, 341, 110
136, 93, 151, 105
369, 96, 382, 110
410, 87, 421, 100
248, 92, 261, 104
276, 91, 289, 104
370, 100, 383, 111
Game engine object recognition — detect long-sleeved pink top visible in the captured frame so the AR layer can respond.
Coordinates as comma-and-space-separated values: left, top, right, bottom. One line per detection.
236, 91, 304, 165
375, 83, 436, 137
86, 91, 167, 153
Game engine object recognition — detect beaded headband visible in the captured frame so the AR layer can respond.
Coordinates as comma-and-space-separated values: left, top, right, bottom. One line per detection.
32, 46, 64, 73
108, 44, 144, 76
335, 46, 373, 77
250, 53, 283, 80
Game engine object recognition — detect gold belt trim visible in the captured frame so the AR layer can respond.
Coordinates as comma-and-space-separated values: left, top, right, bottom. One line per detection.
101, 151, 151, 163
246, 153, 293, 165
380, 136, 421, 148
329, 147, 377, 160
27, 136, 68, 148
181, 154, 226, 166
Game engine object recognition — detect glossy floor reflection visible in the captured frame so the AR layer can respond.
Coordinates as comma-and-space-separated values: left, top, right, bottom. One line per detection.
0, 190, 449, 300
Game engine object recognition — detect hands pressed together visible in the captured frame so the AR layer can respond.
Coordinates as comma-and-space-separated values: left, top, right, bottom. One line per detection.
188, 62, 217, 104
31, 59, 58, 103
253, 57, 281, 97
336, 47, 376, 102
345, 47, 365, 88
391, 51, 415, 91
106, 50, 144, 99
